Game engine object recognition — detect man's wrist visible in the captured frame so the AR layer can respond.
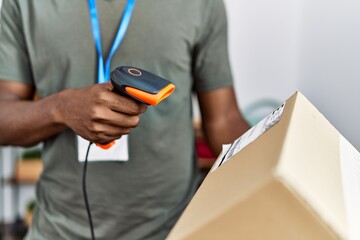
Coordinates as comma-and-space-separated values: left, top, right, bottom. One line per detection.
48, 89, 74, 128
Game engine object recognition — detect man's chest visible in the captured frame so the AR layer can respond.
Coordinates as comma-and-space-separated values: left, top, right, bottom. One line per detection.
25, 0, 202, 74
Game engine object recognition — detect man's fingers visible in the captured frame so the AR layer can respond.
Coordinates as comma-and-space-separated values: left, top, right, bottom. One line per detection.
94, 83, 147, 115
89, 123, 132, 143
108, 94, 148, 115
89, 107, 142, 128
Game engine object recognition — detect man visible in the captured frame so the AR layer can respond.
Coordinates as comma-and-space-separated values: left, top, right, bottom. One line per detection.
0, 0, 249, 239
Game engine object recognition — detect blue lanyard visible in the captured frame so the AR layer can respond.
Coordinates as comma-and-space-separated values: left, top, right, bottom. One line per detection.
87, 0, 136, 84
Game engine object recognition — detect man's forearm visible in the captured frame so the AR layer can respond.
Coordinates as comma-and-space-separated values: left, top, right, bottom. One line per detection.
0, 94, 66, 147
198, 87, 250, 156
202, 110, 250, 156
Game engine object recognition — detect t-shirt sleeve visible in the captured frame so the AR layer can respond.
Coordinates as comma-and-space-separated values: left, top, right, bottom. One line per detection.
192, 0, 233, 92
0, 0, 34, 84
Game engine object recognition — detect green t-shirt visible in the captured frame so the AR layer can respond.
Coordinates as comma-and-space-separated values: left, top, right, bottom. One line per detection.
0, 0, 233, 239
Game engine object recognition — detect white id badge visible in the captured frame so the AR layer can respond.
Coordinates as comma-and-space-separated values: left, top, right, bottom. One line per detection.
77, 135, 129, 162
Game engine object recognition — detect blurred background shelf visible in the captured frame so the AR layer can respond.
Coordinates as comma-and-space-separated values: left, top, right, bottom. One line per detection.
11, 159, 42, 184
0, 147, 42, 240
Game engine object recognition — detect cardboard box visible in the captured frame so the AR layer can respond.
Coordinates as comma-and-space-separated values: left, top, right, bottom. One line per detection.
167, 92, 360, 240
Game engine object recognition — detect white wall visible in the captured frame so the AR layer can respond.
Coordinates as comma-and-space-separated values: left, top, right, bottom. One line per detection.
224, 0, 360, 150
224, 0, 300, 108
298, 0, 360, 150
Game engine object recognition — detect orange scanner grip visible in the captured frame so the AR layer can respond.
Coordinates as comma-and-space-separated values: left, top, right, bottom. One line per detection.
96, 141, 115, 150
125, 83, 175, 106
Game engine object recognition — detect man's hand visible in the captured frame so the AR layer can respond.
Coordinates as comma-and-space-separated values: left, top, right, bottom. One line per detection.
57, 82, 147, 144
0, 80, 147, 146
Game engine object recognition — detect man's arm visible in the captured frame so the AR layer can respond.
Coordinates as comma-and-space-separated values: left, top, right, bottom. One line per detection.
197, 86, 250, 156
0, 80, 64, 146
0, 80, 147, 147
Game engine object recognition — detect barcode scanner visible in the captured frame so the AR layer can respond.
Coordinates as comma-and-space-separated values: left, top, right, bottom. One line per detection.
96, 66, 175, 149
